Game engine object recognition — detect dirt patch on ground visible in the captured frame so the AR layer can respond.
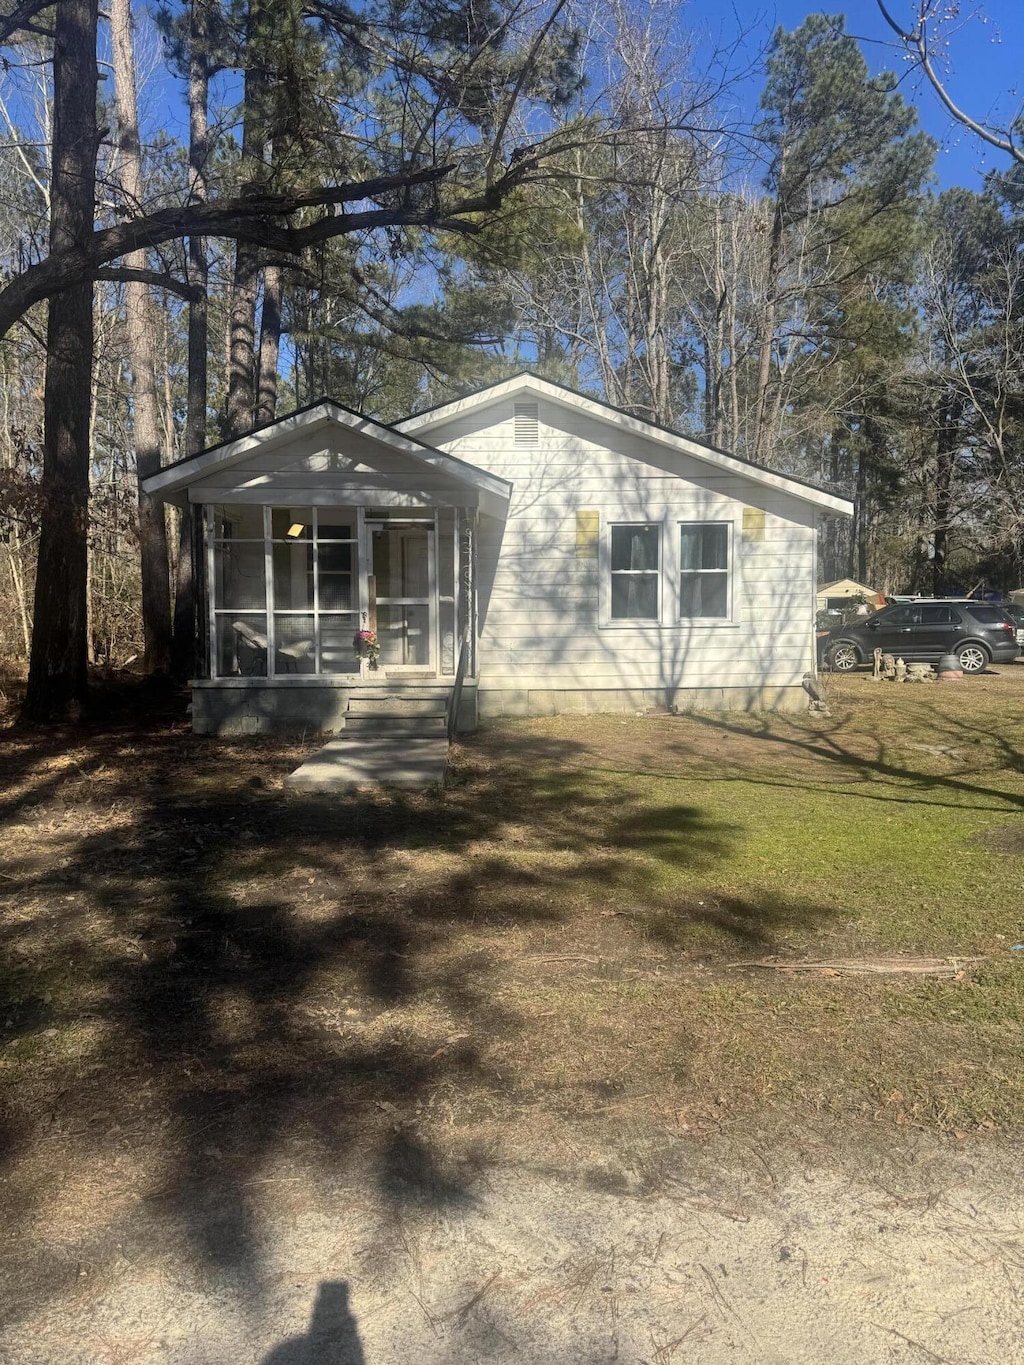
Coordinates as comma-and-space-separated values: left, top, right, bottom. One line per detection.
974, 822, 1024, 856
4, 1138, 1024, 1363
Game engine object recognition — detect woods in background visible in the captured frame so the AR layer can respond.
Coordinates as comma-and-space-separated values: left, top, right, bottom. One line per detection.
0, 1, 1021, 718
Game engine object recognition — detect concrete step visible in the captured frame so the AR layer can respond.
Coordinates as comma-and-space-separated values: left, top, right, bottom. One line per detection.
347, 685, 451, 698
343, 714, 447, 736
347, 696, 447, 717
285, 736, 448, 790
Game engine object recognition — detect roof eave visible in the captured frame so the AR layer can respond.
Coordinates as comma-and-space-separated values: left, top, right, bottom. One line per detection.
142, 401, 512, 504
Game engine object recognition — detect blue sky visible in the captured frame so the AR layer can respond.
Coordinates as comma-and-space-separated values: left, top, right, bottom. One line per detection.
684, 0, 1022, 190
136, 1, 1022, 193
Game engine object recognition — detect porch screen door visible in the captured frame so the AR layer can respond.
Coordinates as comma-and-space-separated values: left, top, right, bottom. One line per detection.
369, 523, 435, 670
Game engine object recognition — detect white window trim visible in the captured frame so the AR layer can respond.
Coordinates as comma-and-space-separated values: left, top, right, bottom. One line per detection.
602, 521, 663, 627
599, 515, 741, 630
676, 519, 737, 626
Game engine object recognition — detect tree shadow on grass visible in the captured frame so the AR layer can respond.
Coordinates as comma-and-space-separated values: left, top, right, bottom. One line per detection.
680, 703, 1024, 814
0, 701, 839, 1331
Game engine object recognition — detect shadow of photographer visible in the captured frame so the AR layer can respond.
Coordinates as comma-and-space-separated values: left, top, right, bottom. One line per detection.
262, 1281, 365, 1364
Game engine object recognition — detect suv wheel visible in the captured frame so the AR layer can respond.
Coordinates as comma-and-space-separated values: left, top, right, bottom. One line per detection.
957, 643, 989, 674
829, 641, 860, 672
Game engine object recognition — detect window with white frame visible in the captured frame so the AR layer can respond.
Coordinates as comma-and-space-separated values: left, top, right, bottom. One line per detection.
679, 522, 729, 618
609, 524, 660, 620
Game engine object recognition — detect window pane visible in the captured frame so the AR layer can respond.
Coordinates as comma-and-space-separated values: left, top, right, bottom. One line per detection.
215, 614, 267, 676
214, 541, 266, 610
316, 516, 353, 540
701, 524, 728, 570
964, 604, 1003, 623
401, 534, 429, 597
274, 613, 315, 674
680, 523, 728, 571
319, 617, 359, 674
681, 571, 728, 618
679, 526, 699, 572
682, 570, 731, 619
272, 542, 313, 610
611, 525, 658, 572
320, 578, 353, 611
271, 507, 312, 540
611, 573, 658, 620
317, 543, 354, 610
211, 504, 264, 539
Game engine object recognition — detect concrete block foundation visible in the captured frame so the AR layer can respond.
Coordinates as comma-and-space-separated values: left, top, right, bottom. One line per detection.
476, 685, 808, 718
189, 680, 803, 736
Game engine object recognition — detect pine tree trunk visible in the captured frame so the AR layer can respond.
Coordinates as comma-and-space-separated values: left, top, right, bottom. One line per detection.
23, 0, 98, 722
933, 421, 953, 598
851, 437, 870, 583
224, 43, 268, 439
226, 239, 260, 436
111, 0, 172, 675
255, 262, 282, 425
751, 196, 784, 465
172, 0, 210, 681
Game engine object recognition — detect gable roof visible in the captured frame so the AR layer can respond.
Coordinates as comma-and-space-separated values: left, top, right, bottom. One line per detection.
142, 397, 513, 509
817, 578, 883, 597
396, 372, 854, 516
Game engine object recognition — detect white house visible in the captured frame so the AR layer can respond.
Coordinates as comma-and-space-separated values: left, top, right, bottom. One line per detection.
142, 372, 853, 735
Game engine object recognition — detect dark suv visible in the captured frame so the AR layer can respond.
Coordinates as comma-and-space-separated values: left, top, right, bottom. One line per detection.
826, 599, 1019, 674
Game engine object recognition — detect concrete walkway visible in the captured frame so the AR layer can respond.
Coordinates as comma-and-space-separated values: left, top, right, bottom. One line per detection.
283, 735, 449, 790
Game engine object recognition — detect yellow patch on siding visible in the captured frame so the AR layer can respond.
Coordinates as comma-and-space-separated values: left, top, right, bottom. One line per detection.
742, 508, 766, 541
576, 510, 599, 558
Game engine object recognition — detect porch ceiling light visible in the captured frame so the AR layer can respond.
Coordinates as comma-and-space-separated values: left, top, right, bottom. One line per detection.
286, 523, 305, 538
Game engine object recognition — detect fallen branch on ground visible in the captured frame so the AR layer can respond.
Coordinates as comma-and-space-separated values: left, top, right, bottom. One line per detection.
730, 957, 982, 976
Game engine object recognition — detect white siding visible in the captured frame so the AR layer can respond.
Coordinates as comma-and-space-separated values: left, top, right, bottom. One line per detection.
431, 399, 818, 693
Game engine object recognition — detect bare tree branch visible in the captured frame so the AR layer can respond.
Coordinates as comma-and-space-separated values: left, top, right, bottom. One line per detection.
94, 266, 202, 302
875, 0, 1023, 166
0, 0, 54, 47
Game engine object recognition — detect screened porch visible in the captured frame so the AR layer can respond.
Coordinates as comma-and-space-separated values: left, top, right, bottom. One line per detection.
205, 503, 476, 683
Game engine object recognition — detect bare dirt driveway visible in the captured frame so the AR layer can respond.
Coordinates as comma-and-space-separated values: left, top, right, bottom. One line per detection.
1, 668, 1023, 1362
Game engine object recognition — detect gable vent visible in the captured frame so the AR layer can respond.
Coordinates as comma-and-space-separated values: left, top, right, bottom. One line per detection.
514, 401, 539, 445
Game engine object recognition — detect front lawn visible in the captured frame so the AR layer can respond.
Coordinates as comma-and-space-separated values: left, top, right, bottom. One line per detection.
1, 668, 1022, 1290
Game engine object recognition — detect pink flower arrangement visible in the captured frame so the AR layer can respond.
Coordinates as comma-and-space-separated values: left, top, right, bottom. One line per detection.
354, 628, 380, 668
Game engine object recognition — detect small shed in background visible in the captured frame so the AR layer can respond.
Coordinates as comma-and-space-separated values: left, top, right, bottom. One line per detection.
816, 578, 885, 614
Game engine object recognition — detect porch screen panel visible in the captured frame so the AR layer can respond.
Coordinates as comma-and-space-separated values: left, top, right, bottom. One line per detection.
312, 513, 359, 672
210, 504, 267, 676
317, 542, 354, 610
270, 508, 315, 674
211, 505, 362, 677
315, 513, 357, 671
269, 507, 359, 675
438, 509, 456, 675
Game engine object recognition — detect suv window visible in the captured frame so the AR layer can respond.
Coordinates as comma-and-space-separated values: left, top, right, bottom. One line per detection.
963, 604, 1006, 624
886, 606, 920, 625
920, 605, 957, 624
